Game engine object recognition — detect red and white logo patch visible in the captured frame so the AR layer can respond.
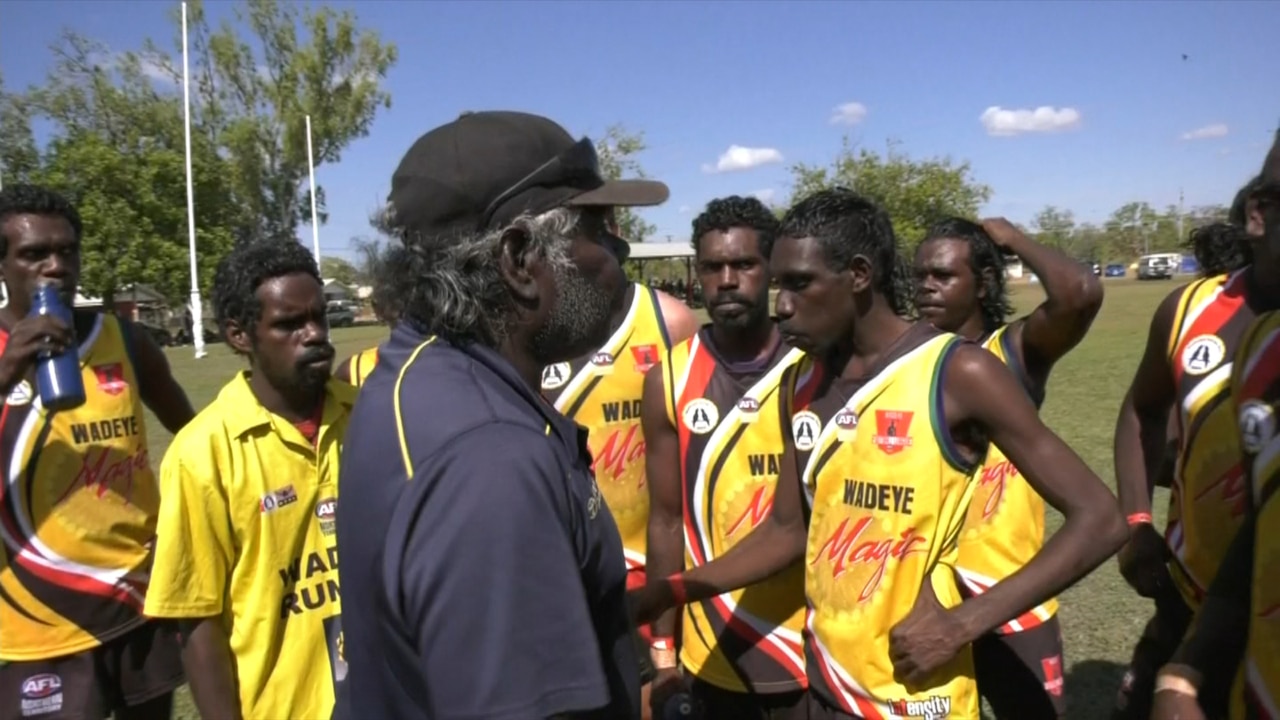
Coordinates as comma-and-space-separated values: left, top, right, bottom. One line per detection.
872, 410, 914, 455
93, 363, 127, 396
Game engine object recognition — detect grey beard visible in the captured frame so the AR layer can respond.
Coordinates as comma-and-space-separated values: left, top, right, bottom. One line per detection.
529, 260, 615, 366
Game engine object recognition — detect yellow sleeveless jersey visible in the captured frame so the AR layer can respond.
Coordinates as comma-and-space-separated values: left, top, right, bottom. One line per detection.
145, 373, 354, 720
0, 314, 157, 660
541, 285, 671, 571
797, 327, 981, 719
348, 345, 379, 387
1165, 271, 1255, 607
955, 324, 1056, 633
662, 331, 807, 694
1232, 310, 1280, 720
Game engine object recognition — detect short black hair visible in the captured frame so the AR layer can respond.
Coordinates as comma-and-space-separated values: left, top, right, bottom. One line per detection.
779, 187, 913, 316
1230, 175, 1263, 227
1187, 221, 1251, 277
0, 184, 83, 258
921, 216, 1015, 331
213, 240, 322, 343
690, 195, 779, 258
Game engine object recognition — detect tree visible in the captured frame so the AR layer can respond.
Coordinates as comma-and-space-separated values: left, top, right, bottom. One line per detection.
151, 0, 398, 244
1106, 201, 1161, 258
20, 31, 237, 307
595, 124, 656, 242
788, 138, 993, 246
0, 72, 41, 186
320, 256, 359, 286
1030, 206, 1076, 250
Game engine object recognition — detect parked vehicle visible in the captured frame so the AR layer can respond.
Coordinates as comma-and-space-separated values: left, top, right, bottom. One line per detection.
1105, 263, 1126, 278
1137, 253, 1178, 280
326, 302, 356, 328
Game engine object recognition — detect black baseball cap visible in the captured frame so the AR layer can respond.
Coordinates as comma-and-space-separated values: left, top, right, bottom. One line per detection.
388, 111, 670, 238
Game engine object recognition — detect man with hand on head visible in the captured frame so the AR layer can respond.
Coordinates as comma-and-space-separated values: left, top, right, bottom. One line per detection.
144, 240, 352, 720
336, 110, 671, 720
643, 196, 808, 719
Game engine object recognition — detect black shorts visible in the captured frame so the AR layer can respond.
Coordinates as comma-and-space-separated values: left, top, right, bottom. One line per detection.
1112, 591, 1229, 720
0, 622, 184, 720
973, 616, 1067, 719
689, 678, 808, 720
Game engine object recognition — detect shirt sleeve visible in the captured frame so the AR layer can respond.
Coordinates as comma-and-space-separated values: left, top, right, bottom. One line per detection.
144, 446, 236, 619
393, 424, 612, 720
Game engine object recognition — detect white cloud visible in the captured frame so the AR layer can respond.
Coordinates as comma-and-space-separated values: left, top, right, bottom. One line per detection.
751, 189, 776, 204
702, 145, 784, 174
1180, 123, 1229, 141
829, 102, 868, 126
677, 205, 692, 214
980, 106, 1082, 137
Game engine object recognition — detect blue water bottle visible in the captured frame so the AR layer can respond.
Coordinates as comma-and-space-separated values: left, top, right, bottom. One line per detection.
30, 283, 85, 411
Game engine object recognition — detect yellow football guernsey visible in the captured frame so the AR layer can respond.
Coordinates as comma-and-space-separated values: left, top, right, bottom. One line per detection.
144, 372, 354, 720
348, 345, 379, 387
797, 326, 981, 719
541, 284, 672, 573
662, 331, 807, 694
0, 314, 156, 660
1232, 310, 1280, 719
955, 324, 1057, 633
1165, 271, 1255, 607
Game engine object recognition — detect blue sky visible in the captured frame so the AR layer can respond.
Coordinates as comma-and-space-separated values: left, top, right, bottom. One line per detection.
3, 0, 1278, 262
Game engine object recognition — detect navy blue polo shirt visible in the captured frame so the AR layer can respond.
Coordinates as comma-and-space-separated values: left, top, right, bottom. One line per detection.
334, 322, 640, 720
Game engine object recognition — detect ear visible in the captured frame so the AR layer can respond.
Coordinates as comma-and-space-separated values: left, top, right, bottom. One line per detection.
498, 226, 541, 303
224, 320, 253, 355
978, 267, 994, 299
848, 254, 874, 294
1246, 196, 1266, 237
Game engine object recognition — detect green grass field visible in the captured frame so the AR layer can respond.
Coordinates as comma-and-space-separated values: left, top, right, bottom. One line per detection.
153, 278, 1177, 719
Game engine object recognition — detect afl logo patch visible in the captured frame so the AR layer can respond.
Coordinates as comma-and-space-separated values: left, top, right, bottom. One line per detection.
792, 410, 821, 452
591, 352, 615, 366
541, 362, 571, 390
834, 408, 858, 442
737, 396, 761, 422
682, 398, 719, 435
1181, 335, 1226, 376
1238, 400, 1276, 455
6, 379, 32, 406
315, 498, 337, 536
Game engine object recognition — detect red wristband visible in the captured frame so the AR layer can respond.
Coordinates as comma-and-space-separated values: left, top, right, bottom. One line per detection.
666, 574, 687, 606
650, 636, 675, 651
1127, 512, 1153, 526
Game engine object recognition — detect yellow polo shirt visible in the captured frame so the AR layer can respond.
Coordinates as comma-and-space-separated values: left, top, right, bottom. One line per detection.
145, 371, 354, 720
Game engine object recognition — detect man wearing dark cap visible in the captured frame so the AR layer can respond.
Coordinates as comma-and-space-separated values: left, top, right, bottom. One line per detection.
334, 111, 669, 720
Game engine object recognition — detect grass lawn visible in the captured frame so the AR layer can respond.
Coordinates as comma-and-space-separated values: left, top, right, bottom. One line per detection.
153, 278, 1177, 719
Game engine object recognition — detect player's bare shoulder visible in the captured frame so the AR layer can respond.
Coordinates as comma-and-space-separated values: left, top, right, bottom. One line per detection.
653, 288, 700, 344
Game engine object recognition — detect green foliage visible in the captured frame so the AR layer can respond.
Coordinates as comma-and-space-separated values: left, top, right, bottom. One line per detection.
0, 72, 40, 184
320, 256, 359, 286
787, 137, 993, 246
594, 124, 657, 242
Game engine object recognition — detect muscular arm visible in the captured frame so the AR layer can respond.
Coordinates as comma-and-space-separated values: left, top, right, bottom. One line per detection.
1114, 288, 1183, 515
334, 357, 354, 385
126, 321, 195, 434
945, 344, 1127, 643
641, 364, 683, 642
1166, 517, 1254, 685
178, 618, 243, 720
655, 290, 700, 346
1003, 228, 1104, 388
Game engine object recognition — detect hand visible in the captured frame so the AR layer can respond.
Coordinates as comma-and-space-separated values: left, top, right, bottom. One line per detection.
888, 582, 966, 687
1150, 688, 1205, 720
979, 217, 1024, 249
629, 581, 676, 627
648, 667, 686, 719
1118, 522, 1173, 599
0, 314, 74, 389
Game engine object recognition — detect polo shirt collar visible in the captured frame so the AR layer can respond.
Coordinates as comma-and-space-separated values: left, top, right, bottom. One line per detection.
390, 323, 583, 450
220, 370, 357, 440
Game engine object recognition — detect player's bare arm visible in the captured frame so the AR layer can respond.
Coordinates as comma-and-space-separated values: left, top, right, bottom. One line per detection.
333, 356, 355, 385
1113, 287, 1184, 597
178, 617, 244, 720
1151, 519, 1254, 720
125, 320, 195, 433
641, 363, 682, 640
985, 218, 1104, 388
631, 427, 806, 626
890, 343, 1126, 683
656, 290, 700, 345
